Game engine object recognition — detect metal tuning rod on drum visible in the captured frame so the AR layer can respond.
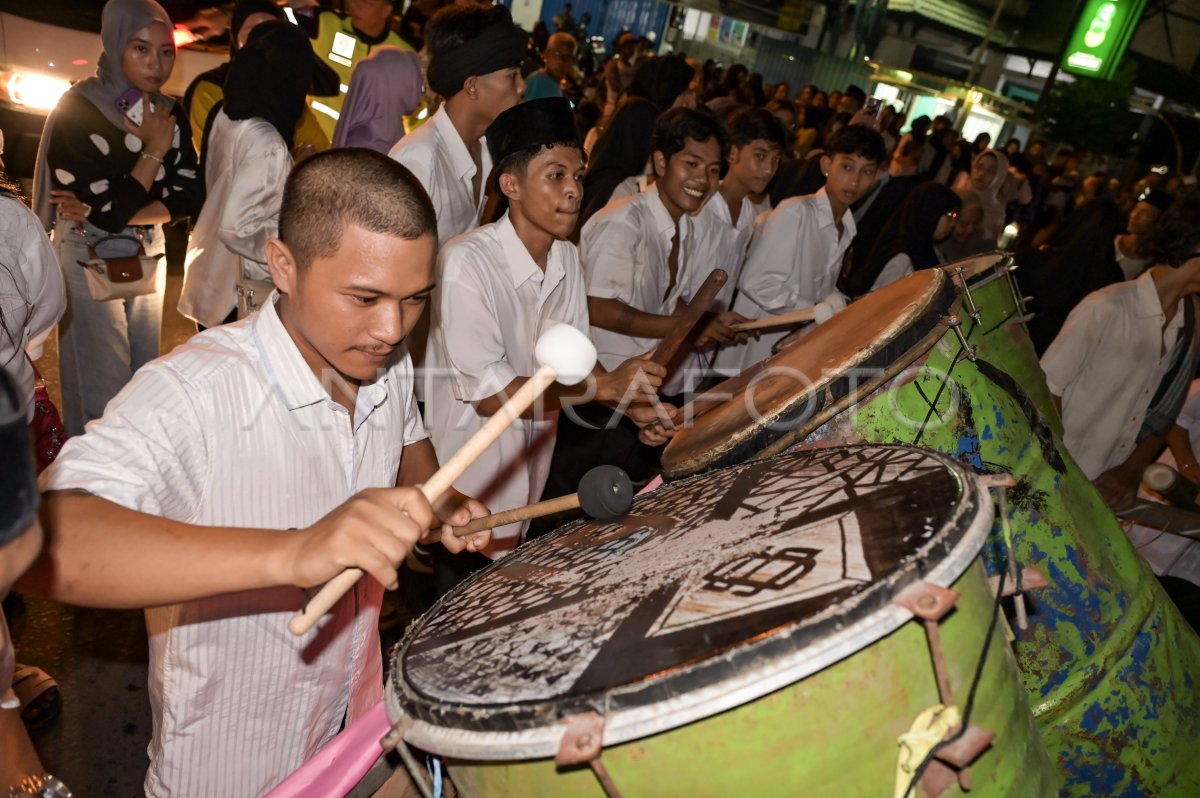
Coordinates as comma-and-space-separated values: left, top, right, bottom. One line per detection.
952, 266, 982, 324
287, 324, 599, 637
977, 473, 1047, 632
1003, 260, 1035, 323
944, 316, 976, 362
893, 580, 994, 795
557, 712, 625, 798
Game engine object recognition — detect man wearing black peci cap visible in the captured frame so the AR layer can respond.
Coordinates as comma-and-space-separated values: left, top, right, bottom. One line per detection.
423, 98, 670, 590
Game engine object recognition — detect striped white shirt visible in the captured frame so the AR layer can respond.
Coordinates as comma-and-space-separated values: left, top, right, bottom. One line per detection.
43, 296, 427, 797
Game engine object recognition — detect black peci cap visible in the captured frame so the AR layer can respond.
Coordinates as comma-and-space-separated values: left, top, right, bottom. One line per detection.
486, 97, 583, 171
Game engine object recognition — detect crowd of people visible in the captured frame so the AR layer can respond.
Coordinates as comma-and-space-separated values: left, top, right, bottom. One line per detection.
2, 0, 1200, 794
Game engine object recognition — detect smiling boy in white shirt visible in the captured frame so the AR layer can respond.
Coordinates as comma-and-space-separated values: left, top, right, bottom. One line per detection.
424, 98, 666, 581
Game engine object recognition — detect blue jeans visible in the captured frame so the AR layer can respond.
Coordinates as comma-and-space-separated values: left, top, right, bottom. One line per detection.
53, 219, 165, 435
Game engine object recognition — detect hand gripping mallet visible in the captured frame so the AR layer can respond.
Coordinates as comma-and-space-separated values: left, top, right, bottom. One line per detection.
451, 465, 634, 536
288, 323, 598, 636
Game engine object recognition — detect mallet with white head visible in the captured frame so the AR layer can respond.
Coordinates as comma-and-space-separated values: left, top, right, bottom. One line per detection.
288, 324, 597, 636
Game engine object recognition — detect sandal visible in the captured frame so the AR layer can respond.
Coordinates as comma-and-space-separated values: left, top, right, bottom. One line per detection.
11, 663, 62, 731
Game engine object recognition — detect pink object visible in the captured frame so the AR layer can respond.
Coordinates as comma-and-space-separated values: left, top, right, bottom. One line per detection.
637, 475, 664, 495
265, 700, 392, 798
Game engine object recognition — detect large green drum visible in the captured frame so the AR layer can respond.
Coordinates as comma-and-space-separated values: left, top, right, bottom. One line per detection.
940, 251, 1060, 434
662, 269, 1200, 796
387, 447, 1054, 797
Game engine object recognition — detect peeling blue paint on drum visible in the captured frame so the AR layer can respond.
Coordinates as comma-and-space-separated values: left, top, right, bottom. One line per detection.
842, 344, 1200, 795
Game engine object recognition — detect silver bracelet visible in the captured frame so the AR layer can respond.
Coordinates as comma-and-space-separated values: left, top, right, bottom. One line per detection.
5, 773, 73, 798
139, 151, 165, 164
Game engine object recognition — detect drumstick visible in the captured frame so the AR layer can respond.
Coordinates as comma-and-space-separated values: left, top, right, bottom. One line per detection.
1143, 464, 1200, 511
729, 307, 817, 333
651, 269, 728, 366
288, 324, 598, 636
452, 465, 633, 536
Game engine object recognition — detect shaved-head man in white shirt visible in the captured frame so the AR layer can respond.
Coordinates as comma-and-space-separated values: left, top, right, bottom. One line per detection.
23, 150, 491, 797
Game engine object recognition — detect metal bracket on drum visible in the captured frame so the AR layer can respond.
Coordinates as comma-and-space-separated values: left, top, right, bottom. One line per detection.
978, 474, 1046, 630
952, 267, 982, 324
379, 715, 438, 798
893, 581, 993, 795
944, 316, 976, 362
556, 712, 625, 798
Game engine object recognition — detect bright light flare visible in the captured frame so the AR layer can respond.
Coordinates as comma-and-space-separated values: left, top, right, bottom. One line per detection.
173, 25, 198, 47
2, 70, 71, 112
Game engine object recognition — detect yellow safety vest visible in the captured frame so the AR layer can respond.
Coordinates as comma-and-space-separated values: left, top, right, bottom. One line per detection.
190, 78, 330, 155
310, 11, 412, 138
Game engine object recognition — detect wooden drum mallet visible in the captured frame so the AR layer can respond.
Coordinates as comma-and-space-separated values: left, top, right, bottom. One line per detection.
451, 465, 634, 537
288, 323, 599, 636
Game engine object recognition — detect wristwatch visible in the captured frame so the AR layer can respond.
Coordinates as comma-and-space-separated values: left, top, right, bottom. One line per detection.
6, 774, 73, 798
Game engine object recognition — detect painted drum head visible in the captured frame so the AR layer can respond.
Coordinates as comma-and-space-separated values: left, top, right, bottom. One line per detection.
662, 269, 958, 479
388, 445, 991, 760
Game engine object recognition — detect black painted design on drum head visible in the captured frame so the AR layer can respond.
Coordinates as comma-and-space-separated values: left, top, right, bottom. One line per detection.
392, 445, 981, 735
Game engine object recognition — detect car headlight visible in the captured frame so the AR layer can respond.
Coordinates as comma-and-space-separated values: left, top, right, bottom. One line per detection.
0, 70, 72, 112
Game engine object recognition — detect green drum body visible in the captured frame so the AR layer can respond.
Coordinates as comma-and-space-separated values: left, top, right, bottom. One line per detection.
942, 252, 1061, 435
662, 270, 1200, 796
388, 447, 1054, 797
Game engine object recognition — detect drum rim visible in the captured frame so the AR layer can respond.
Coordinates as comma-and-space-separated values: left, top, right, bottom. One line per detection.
943, 250, 1014, 290
386, 445, 993, 760
662, 272, 960, 480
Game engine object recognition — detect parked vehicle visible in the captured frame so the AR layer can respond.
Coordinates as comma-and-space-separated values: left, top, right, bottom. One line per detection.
0, 1, 225, 176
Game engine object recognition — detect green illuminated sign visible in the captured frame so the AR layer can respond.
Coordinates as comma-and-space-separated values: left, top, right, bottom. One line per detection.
1061, 0, 1147, 79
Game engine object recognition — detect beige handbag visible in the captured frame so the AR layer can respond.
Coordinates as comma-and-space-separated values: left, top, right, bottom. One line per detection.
75, 226, 160, 302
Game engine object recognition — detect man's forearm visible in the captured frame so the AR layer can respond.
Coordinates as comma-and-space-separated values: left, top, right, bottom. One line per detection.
588, 297, 676, 339
17, 492, 302, 609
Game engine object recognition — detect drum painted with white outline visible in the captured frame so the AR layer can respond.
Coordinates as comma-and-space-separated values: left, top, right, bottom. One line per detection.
387, 446, 1054, 797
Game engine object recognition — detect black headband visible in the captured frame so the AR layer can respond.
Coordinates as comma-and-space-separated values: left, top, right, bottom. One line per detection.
427, 24, 528, 98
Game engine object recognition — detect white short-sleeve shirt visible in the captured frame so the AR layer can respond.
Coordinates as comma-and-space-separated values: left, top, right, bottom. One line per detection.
42, 296, 427, 798
389, 104, 491, 247
719, 187, 855, 371
580, 184, 696, 372
1041, 270, 1183, 479
424, 214, 589, 552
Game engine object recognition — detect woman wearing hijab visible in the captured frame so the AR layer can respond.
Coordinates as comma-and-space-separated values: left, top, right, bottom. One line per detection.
953, 148, 1032, 243
847, 183, 961, 294
331, 46, 423, 153
182, 0, 334, 156
32, 0, 202, 435
179, 21, 313, 330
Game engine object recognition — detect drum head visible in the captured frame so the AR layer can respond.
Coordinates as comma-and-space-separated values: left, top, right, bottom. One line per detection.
388, 445, 990, 759
662, 269, 958, 479
943, 251, 1013, 287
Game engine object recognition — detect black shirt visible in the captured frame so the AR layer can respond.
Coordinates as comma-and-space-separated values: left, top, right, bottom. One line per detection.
47, 92, 202, 234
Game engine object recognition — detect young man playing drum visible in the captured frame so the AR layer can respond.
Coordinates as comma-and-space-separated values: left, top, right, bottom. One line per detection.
722, 124, 888, 370
424, 98, 668, 580
22, 150, 491, 797
535, 108, 735, 512
1043, 198, 1200, 512
693, 107, 787, 377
